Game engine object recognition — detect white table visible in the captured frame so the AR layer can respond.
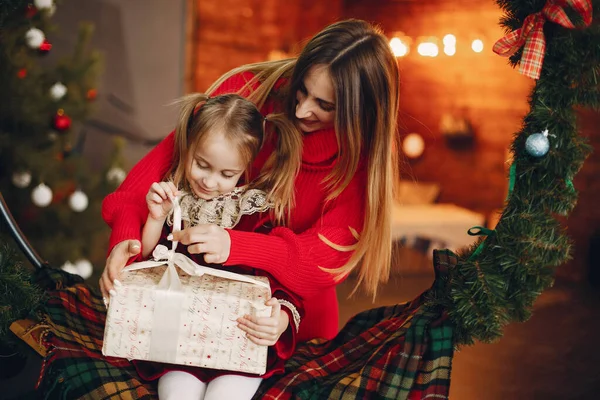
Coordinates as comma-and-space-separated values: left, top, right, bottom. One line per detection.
392, 203, 486, 252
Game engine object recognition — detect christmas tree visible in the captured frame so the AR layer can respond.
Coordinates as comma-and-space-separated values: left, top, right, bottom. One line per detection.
0, 0, 125, 279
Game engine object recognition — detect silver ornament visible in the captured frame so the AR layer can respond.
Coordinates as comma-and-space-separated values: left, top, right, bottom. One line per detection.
69, 190, 89, 212
525, 130, 550, 157
74, 259, 94, 279
61, 261, 78, 275
25, 28, 45, 49
106, 167, 127, 185
12, 170, 32, 188
34, 0, 54, 10
49, 82, 67, 100
31, 183, 53, 207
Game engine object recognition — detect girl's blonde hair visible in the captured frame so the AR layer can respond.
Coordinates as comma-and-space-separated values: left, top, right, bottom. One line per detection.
169, 93, 302, 223
207, 20, 400, 298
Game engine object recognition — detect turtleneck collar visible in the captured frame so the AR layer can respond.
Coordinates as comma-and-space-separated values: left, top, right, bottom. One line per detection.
301, 127, 338, 165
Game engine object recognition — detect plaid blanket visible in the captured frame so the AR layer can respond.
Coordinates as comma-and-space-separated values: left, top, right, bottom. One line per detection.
29, 251, 455, 399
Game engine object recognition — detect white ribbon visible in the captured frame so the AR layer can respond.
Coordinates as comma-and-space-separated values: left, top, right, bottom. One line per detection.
122, 195, 269, 363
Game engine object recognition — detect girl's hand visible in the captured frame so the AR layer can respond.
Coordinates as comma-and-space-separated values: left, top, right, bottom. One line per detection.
170, 224, 231, 264
146, 181, 178, 220
237, 298, 289, 346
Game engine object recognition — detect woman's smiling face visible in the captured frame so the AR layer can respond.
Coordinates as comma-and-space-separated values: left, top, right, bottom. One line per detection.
294, 64, 336, 133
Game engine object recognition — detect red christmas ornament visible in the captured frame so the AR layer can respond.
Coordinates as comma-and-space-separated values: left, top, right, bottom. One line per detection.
53, 109, 72, 132
39, 39, 52, 53
17, 68, 27, 79
25, 4, 38, 18
86, 88, 97, 101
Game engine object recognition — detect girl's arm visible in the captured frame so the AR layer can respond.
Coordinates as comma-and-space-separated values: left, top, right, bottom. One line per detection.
141, 217, 165, 258
141, 182, 178, 258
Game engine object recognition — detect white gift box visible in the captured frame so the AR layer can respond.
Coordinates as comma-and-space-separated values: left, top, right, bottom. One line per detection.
101, 245, 272, 374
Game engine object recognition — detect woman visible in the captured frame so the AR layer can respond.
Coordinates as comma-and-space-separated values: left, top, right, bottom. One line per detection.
100, 18, 400, 344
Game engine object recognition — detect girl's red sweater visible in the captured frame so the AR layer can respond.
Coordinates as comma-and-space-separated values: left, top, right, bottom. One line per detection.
102, 72, 366, 341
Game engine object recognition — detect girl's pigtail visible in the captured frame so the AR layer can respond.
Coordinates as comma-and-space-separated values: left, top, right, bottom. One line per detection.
168, 93, 210, 188
254, 113, 302, 224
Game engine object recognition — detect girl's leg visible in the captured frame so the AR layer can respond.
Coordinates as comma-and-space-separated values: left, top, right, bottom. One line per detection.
203, 374, 263, 400
157, 371, 207, 400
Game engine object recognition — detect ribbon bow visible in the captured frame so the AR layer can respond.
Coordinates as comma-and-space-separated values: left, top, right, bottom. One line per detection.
493, 0, 592, 80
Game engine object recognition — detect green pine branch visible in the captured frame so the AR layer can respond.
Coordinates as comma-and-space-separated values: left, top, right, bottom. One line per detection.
429, 0, 598, 346
0, 244, 44, 347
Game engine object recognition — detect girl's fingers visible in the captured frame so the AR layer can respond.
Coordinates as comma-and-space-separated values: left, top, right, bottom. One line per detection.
245, 335, 274, 346
238, 323, 276, 341
150, 182, 167, 199
168, 181, 179, 196
150, 193, 163, 204
238, 316, 278, 333
160, 182, 176, 199
268, 298, 281, 318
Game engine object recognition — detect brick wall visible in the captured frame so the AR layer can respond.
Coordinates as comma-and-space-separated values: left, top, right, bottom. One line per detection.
191, 0, 341, 92
345, 0, 533, 214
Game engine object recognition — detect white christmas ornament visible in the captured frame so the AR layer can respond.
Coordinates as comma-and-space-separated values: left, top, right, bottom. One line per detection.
61, 261, 79, 275
12, 171, 32, 188
34, 0, 54, 10
31, 183, 53, 207
25, 28, 45, 49
69, 189, 89, 212
74, 259, 94, 279
106, 167, 127, 185
49, 82, 67, 100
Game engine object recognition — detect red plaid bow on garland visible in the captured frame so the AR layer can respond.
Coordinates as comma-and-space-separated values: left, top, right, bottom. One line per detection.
493, 0, 593, 80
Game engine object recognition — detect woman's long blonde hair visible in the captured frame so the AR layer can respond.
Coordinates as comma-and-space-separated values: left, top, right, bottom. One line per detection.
169, 93, 302, 223
206, 20, 400, 298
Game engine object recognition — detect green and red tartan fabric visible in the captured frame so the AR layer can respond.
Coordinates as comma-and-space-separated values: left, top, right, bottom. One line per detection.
492, 0, 592, 80
31, 251, 456, 399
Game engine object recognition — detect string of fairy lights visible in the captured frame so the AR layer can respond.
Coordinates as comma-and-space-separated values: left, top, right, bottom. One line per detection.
389, 34, 485, 58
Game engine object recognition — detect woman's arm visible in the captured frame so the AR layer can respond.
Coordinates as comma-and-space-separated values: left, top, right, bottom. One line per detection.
227, 172, 366, 299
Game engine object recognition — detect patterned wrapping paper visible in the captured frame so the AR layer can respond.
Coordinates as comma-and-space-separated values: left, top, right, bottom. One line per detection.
102, 262, 272, 375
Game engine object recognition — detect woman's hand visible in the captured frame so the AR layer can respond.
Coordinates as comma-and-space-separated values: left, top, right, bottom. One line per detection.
146, 181, 179, 221
99, 239, 141, 304
170, 224, 231, 264
237, 298, 289, 346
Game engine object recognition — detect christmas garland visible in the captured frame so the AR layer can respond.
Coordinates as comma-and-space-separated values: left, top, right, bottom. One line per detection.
428, 0, 597, 346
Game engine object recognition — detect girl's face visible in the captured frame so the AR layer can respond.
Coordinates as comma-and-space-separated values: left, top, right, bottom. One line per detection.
185, 131, 246, 200
295, 64, 336, 133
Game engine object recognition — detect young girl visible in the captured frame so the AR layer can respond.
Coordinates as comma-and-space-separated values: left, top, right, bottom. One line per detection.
135, 93, 304, 400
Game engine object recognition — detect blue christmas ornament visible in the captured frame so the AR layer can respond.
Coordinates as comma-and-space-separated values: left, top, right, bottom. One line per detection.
525, 129, 550, 157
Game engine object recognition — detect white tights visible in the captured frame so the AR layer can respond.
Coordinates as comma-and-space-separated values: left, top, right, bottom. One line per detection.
158, 370, 263, 400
